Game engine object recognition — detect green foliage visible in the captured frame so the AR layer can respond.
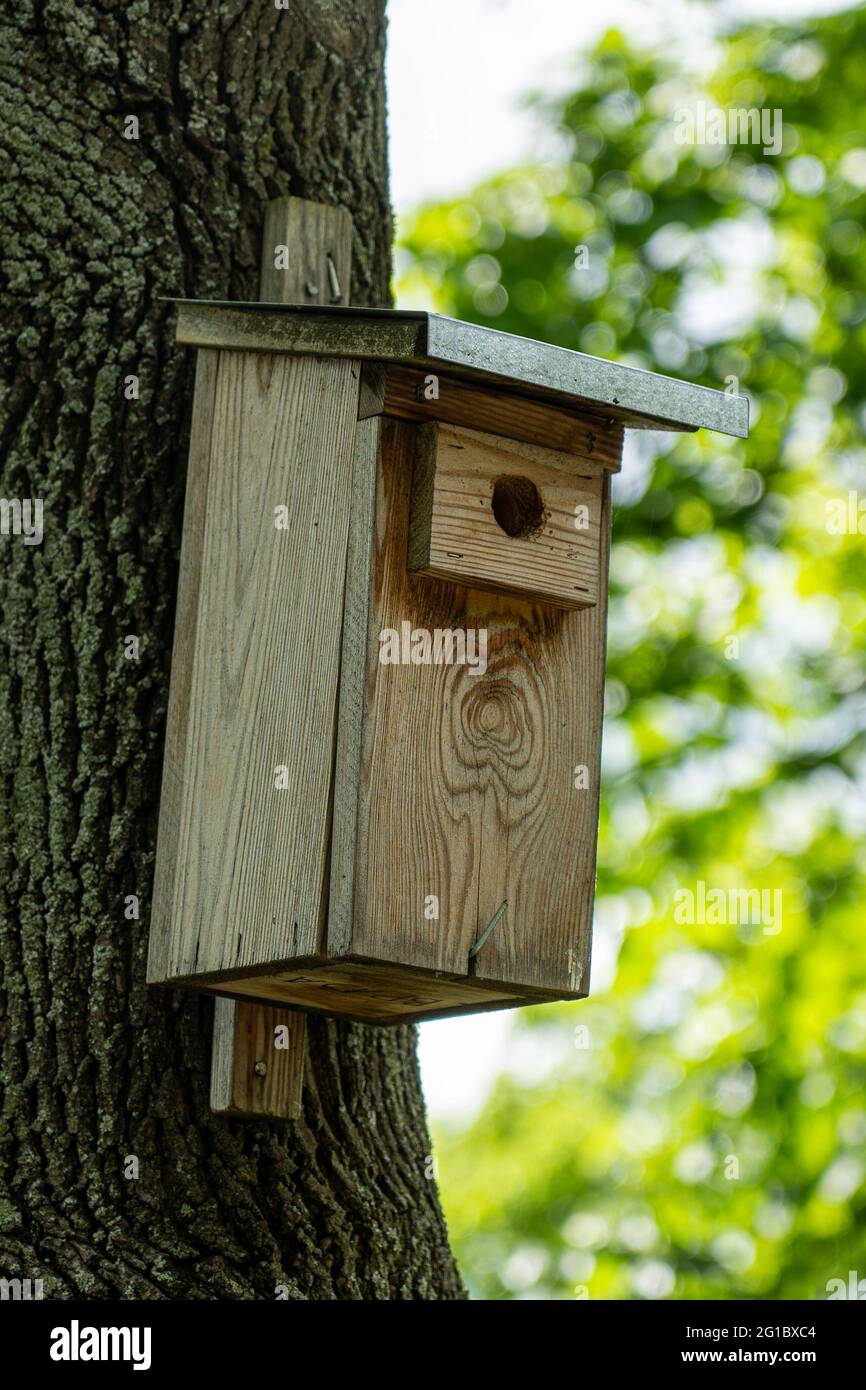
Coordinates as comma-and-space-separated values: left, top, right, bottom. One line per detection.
398, 6, 866, 1300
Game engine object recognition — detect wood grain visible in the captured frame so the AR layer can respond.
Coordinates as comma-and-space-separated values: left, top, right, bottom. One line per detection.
148, 349, 361, 983
259, 197, 353, 307
407, 422, 603, 609
380, 364, 624, 468
210, 997, 305, 1119
330, 417, 617, 997
328, 416, 380, 958
208, 201, 354, 1123
207, 196, 355, 1120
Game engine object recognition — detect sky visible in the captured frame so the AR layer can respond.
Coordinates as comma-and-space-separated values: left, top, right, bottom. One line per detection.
384, 0, 855, 1124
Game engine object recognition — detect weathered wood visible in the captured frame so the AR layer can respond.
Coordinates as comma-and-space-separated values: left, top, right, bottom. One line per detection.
259, 198, 353, 307
145, 347, 219, 984
380, 364, 623, 468
211, 196, 356, 1119
407, 422, 604, 609
210, 997, 305, 1118
214, 197, 354, 1123
154, 403, 617, 1021
148, 350, 362, 983
328, 416, 381, 959
212, 195, 348, 1121
152, 391, 618, 1021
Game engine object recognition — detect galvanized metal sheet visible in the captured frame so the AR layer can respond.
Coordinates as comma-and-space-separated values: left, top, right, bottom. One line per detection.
171, 299, 749, 438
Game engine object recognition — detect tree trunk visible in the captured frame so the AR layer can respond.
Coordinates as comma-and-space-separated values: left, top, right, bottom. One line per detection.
0, 0, 464, 1300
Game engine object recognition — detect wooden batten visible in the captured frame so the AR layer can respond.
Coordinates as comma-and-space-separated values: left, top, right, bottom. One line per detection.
259, 199, 352, 307
370, 363, 624, 469
210, 997, 306, 1116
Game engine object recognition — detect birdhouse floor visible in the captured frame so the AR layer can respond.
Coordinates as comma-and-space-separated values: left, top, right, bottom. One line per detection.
192, 957, 585, 1026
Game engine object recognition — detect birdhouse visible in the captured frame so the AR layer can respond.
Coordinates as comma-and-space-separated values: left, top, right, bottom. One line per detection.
147, 301, 747, 1024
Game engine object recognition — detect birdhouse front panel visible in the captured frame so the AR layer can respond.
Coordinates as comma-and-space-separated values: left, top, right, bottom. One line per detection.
148, 302, 747, 1024
321, 414, 612, 1011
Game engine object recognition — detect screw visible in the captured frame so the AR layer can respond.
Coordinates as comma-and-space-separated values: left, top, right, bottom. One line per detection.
305, 279, 319, 297
253, 1061, 267, 1078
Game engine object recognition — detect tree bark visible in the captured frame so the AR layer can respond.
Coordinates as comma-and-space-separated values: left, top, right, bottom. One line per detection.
0, 0, 465, 1300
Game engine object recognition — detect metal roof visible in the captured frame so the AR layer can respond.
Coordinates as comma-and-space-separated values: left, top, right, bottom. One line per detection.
172, 300, 749, 439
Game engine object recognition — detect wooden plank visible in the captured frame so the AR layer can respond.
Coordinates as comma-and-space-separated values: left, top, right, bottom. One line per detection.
469, 471, 612, 997
358, 363, 387, 420
330, 417, 618, 997
259, 197, 353, 306
210, 997, 305, 1119
147, 349, 219, 984
148, 349, 362, 983
212, 196, 355, 1119
328, 417, 381, 958
380, 364, 623, 469
151, 349, 313, 1119
407, 422, 604, 609
208, 963, 530, 1025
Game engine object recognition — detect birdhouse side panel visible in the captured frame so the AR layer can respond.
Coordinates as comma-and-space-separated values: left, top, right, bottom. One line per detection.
147, 347, 219, 985
149, 349, 362, 985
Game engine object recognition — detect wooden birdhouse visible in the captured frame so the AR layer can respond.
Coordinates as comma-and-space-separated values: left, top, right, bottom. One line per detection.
147, 296, 747, 1027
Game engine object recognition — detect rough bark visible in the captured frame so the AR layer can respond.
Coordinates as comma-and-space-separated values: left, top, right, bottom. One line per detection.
0, 0, 465, 1299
